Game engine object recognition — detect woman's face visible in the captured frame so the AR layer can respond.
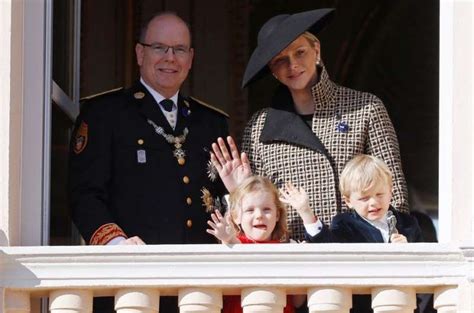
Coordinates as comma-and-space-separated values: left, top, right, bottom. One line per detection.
268, 35, 320, 92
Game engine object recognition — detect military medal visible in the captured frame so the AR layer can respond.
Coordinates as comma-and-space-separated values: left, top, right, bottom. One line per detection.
147, 119, 188, 165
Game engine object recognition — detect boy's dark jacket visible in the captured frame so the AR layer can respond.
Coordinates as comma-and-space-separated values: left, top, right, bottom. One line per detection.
305, 206, 423, 243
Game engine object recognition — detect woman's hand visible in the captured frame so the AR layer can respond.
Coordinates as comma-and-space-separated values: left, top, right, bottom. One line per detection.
206, 209, 240, 244
210, 136, 252, 193
390, 233, 408, 243
280, 182, 317, 225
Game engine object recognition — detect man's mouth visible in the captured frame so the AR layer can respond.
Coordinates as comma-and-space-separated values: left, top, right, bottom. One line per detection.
159, 68, 178, 73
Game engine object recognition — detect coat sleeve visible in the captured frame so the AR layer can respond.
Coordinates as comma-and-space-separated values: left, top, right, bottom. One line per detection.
304, 222, 336, 243
241, 110, 266, 176
68, 101, 127, 244
366, 97, 409, 212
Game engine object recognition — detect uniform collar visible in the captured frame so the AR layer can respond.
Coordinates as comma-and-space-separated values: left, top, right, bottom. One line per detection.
140, 77, 179, 108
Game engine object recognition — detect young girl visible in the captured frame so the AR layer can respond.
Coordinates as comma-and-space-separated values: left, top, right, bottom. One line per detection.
206, 175, 297, 313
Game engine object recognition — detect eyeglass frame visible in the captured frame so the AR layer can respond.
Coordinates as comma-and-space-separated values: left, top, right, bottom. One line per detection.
138, 42, 192, 57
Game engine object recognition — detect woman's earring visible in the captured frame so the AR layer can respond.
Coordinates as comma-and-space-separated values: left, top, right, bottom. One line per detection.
272, 73, 278, 80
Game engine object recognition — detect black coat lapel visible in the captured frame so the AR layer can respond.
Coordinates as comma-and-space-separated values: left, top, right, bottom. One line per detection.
351, 212, 385, 242
174, 94, 190, 134
134, 82, 174, 134
260, 86, 329, 156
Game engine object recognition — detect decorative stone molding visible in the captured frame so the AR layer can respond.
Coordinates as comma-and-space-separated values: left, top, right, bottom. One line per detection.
371, 287, 416, 313
433, 286, 458, 313
115, 288, 160, 313
241, 287, 286, 313
178, 288, 222, 313
307, 287, 352, 313
49, 290, 92, 313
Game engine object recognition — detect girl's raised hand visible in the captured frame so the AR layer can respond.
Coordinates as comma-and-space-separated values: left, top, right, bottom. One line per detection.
210, 136, 252, 193
206, 209, 239, 244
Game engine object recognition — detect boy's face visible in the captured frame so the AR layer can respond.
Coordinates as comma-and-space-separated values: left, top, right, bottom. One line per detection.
344, 183, 392, 221
235, 190, 279, 241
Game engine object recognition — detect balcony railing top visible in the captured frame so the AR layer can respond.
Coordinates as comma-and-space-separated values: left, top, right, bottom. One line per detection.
0, 243, 472, 297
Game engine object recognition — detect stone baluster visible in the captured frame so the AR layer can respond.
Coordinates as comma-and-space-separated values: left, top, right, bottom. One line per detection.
115, 288, 160, 313
241, 288, 286, 313
371, 287, 416, 313
178, 288, 222, 313
5, 290, 30, 313
49, 290, 92, 313
434, 286, 458, 313
307, 287, 352, 313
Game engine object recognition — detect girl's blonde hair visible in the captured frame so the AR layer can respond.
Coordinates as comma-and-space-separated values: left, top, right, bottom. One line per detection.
339, 154, 393, 198
228, 176, 288, 242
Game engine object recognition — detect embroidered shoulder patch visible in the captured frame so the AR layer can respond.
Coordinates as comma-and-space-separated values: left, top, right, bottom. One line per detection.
73, 121, 88, 154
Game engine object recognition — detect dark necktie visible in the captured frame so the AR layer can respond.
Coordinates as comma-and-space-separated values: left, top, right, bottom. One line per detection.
160, 99, 174, 112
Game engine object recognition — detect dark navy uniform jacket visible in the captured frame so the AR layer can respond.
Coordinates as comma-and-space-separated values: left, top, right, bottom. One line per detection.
305, 206, 423, 243
68, 81, 228, 245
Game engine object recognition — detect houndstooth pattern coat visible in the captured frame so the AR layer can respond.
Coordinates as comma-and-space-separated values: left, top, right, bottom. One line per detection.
242, 65, 409, 241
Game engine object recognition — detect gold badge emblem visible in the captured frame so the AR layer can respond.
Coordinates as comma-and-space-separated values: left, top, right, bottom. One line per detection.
134, 92, 145, 99
73, 121, 88, 154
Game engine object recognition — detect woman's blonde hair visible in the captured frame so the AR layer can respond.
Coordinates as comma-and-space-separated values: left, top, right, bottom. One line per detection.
301, 31, 319, 44
339, 154, 393, 198
228, 176, 288, 242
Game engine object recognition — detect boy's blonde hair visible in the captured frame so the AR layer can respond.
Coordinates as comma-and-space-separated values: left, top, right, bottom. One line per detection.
229, 176, 288, 242
339, 155, 393, 198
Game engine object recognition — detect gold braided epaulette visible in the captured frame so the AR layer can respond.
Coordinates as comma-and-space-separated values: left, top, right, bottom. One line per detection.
80, 87, 124, 101
189, 96, 229, 118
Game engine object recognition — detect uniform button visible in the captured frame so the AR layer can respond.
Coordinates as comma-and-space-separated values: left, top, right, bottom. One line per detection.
186, 197, 192, 205
186, 219, 193, 228
137, 139, 144, 145
183, 176, 190, 184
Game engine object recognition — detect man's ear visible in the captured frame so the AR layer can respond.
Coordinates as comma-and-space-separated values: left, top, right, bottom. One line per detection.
136, 43, 144, 66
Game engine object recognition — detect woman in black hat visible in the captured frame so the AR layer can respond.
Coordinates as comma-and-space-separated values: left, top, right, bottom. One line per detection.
212, 8, 408, 242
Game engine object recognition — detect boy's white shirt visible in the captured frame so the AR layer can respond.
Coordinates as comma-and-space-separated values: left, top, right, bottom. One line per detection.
303, 213, 390, 243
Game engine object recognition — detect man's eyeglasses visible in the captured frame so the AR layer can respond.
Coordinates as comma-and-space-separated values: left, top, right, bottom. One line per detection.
139, 42, 190, 57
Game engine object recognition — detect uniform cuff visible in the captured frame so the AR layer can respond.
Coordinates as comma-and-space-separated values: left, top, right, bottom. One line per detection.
90, 223, 127, 245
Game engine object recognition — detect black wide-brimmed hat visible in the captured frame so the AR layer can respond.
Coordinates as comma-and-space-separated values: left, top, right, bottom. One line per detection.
241, 8, 335, 88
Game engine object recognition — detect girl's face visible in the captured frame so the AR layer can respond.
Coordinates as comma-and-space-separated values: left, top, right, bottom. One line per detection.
236, 190, 280, 242
268, 35, 320, 92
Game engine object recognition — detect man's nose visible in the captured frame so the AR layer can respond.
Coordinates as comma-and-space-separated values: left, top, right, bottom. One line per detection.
163, 48, 176, 60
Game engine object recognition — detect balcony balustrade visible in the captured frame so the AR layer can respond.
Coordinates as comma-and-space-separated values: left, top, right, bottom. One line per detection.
0, 243, 472, 313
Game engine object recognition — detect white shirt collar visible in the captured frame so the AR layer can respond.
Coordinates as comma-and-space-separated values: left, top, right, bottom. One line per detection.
361, 212, 390, 243
140, 77, 179, 108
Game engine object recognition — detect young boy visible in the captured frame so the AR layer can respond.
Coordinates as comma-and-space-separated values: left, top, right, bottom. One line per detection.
280, 154, 423, 243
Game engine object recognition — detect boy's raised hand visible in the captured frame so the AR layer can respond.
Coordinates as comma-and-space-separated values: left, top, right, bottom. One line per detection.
210, 136, 252, 193
390, 233, 408, 243
206, 209, 239, 244
280, 182, 317, 224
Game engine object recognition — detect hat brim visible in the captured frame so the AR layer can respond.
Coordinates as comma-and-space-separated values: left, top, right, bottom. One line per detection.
242, 8, 335, 88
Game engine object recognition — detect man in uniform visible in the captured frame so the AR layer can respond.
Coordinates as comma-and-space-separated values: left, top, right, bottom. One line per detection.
69, 11, 228, 313
69, 12, 228, 246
